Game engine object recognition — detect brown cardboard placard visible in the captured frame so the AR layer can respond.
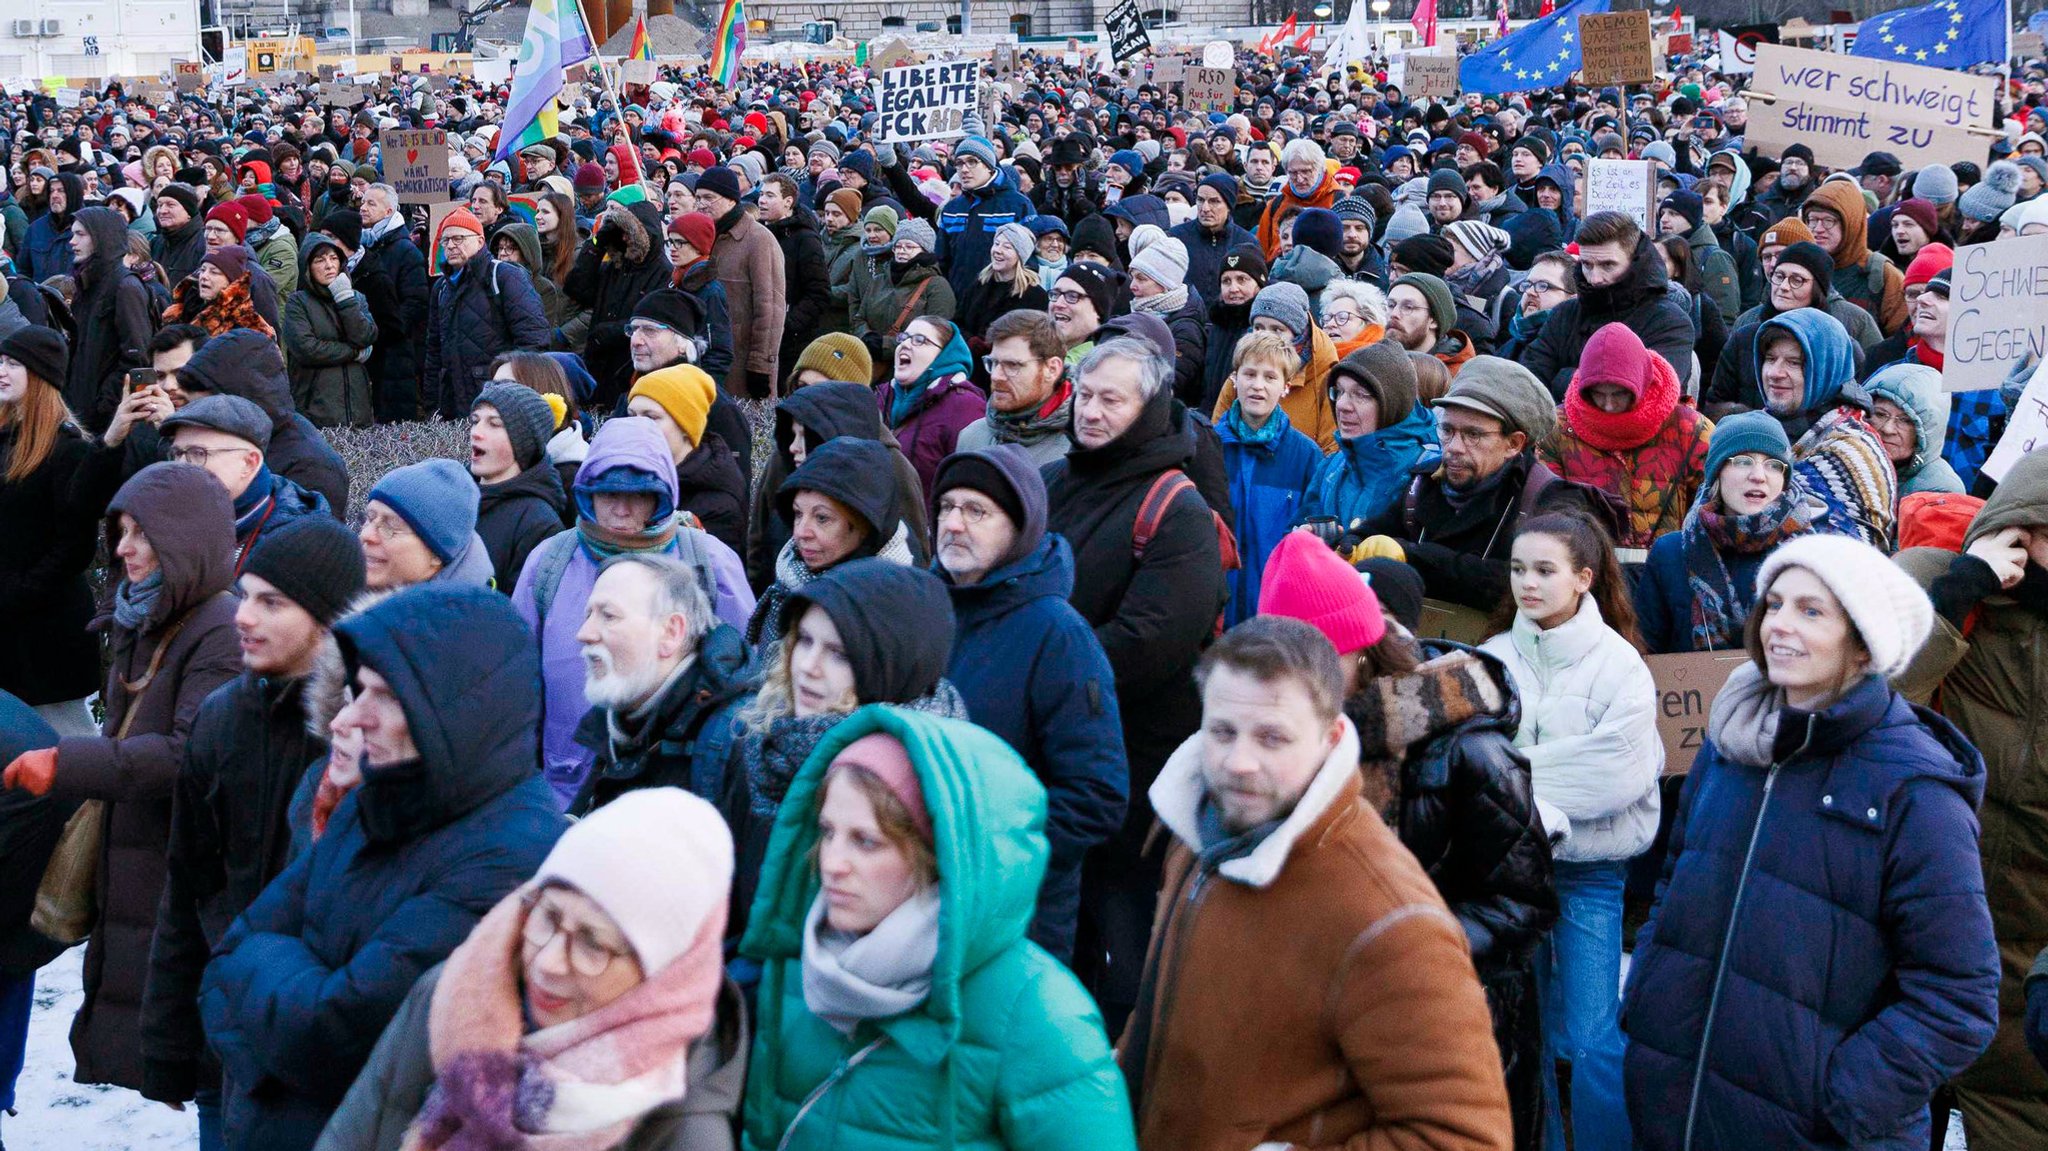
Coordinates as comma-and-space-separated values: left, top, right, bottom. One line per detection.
1743, 43, 1998, 177
380, 128, 451, 204
1578, 10, 1655, 86
1405, 52, 1460, 98
1646, 651, 1749, 775
1181, 66, 1234, 114
1414, 598, 1492, 646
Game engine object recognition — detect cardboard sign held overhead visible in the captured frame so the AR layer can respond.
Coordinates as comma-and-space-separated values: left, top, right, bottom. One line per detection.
875, 60, 981, 143
1405, 51, 1460, 98
1743, 43, 1997, 175
1152, 55, 1187, 86
869, 38, 917, 70
1584, 157, 1657, 232
1181, 66, 1234, 114
1578, 10, 1655, 86
1944, 232, 2048, 395
1980, 358, 2048, 484
380, 128, 451, 205
1648, 651, 1748, 775
621, 58, 658, 86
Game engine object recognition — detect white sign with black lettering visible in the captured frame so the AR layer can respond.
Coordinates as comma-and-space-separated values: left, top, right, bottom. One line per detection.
1584, 158, 1656, 231
876, 60, 981, 144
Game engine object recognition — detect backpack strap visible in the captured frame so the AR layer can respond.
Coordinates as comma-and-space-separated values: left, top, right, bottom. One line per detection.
887, 279, 932, 341
528, 532, 579, 630
1133, 470, 1197, 560
1403, 473, 1425, 540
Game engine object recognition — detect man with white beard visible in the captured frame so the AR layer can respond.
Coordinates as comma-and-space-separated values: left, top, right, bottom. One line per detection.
569, 552, 754, 816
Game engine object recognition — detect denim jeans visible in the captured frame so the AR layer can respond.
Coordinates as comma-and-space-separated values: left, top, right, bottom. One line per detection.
1538, 858, 1632, 1151
0, 972, 29, 1113
195, 1086, 224, 1151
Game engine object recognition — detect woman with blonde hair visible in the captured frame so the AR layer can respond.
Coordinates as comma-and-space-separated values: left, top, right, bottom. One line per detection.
955, 222, 1048, 365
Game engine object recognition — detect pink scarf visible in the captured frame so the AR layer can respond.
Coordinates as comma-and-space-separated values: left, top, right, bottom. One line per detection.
401, 886, 726, 1151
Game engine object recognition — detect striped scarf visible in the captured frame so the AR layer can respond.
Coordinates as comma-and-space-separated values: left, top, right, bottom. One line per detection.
1791, 406, 1897, 549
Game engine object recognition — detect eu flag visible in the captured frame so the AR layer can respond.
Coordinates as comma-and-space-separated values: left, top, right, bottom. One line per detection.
1851, 0, 2009, 69
1461, 0, 1613, 95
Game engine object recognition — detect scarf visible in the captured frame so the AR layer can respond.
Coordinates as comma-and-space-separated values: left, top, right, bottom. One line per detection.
364, 210, 405, 247
113, 570, 164, 632
401, 888, 725, 1151
1683, 482, 1819, 651
741, 712, 844, 823
1703, 661, 1783, 768
890, 252, 938, 285
1194, 792, 1285, 865
1223, 401, 1289, 447
1473, 192, 1507, 217
1035, 255, 1068, 284
1131, 283, 1189, 316
575, 512, 681, 565
1908, 338, 1944, 371
605, 657, 697, 758
1437, 452, 1517, 513
1344, 645, 1510, 809
860, 238, 892, 258
986, 379, 1073, 446
1447, 251, 1505, 303
800, 887, 940, 1035
1509, 307, 1548, 342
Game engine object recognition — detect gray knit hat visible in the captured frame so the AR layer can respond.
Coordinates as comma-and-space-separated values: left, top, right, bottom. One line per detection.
474, 382, 557, 472
1249, 282, 1313, 339
1130, 236, 1190, 292
992, 221, 1036, 265
1443, 220, 1511, 264
1392, 272, 1458, 337
1960, 160, 2021, 223
895, 217, 938, 253
1435, 356, 1556, 443
1913, 162, 1959, 205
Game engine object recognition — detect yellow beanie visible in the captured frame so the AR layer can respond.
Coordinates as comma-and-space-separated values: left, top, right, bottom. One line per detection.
629, 365, 716, 447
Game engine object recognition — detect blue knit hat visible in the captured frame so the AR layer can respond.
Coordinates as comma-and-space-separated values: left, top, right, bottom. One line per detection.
1700, 410, 1793, 493
954, 134, 999, 170
1199, 172, 1238, 205
367, 458, 480, 565
1108, 149, 1146, 178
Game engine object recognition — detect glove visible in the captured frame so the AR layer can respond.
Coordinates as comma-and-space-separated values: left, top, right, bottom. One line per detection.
1344, 535, 1407, 565
3, 747, 57, 796
1298, 517, 1344, 548
875, 142, 898, 168
327, 271, 353, 302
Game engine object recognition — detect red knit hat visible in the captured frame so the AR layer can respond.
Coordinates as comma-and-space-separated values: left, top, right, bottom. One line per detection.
1258, 531, 1387, 655
204, 201, 248, 243
234, 193, 273, 225
435, 207, 484, 244
667, 211, 716, 257
1904, 242, 1954, 288
1565, 322, 1678, 452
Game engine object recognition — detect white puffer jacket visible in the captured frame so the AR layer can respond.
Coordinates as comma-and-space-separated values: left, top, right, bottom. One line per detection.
1480, 594, 1662, 863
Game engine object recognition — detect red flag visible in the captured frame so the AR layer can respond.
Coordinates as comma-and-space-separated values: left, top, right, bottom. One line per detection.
1411, 0, 1438, 47
1294, 21, 1318, 49
1259, 13, 1297, 53
1539, 0, 1553, 13
1671, 2, 1683, 21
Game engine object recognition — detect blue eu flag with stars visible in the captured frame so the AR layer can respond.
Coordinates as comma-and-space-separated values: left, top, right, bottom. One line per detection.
1460, 0, 1612, 95
1851, 0, 2009, 69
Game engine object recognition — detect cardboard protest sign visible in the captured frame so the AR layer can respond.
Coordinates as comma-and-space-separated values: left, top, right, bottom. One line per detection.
1106, 0, 1152, 65
474, 57, 512, 84
1152, 55, 1187, 86
1647, 651, 1748, 775
1944, 232, 2048, 395
869, 38, 916, 70
1585, 158, 1656, 231
621, 59, 658, 86
380, 129, 451, 205
1579, 10, 1655, 86
875, 60, 980, 143
1181, 66, 1234, 114
1744, 43, 1996, 174
1980, 358, 2048, 484
1414, 599, 1491, 646
1405, 51, 1459, 98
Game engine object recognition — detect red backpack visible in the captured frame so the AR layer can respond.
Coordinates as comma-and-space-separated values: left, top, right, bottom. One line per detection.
1132, 469, 1240, 637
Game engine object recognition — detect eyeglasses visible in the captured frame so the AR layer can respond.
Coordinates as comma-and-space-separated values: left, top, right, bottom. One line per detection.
521, 892, 632, 977
359, 510, 414, 541
1524, 279, 1564, 296
1724, 453, 1791, 476
986, 357, 1041, 376
1435, 420, 1504, 445
168, 444, 246, 465
625, 320, 677, 338
1769, 270, 1814, 288
1867, 408, 1914, 434
898, 331, 941, 352
1321, 309, 1359, 328
1388, 298, 1430, 316
1048, 288, 1088, 306
935, 497, 996, 525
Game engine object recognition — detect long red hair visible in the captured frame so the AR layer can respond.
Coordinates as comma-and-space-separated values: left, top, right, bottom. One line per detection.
1, 373, 75, 484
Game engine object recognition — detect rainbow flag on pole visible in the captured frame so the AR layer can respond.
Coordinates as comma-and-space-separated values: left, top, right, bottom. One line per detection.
707, 0, 746, 86
628, 15, 654, 61
497, 0, 596, 162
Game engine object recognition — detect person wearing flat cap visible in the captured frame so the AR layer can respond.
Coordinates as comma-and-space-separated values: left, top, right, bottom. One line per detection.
1353, 356, 1608, 611
140, 515, 366, 1114
159, 392, 331, 575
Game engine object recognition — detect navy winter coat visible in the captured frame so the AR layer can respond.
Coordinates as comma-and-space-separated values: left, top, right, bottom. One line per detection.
198, 586, 566, 1151
943, 534, 1128, 961
936, 167, 1035, 304
1168, 217, 1257, 310
423, 253, 551, 418
1633, 531, 1770, 655
1621, 673, 2000, 1151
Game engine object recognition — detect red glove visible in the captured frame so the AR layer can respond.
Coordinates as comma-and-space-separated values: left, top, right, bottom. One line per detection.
2, 748, 57, 796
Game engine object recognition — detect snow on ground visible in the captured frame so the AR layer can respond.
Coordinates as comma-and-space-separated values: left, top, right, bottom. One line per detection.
13, 946, 194, 1150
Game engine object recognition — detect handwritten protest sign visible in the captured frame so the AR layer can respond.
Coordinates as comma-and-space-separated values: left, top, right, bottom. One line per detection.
621, 58, 658, 86
1980, 358, 2048, 484
1648, 651, 1748, 775
1745, 43, 1996, 173
1152, 55, 1187, 86
1945, 232, 2048, 395
1585, 158, 1656, 231
876, 60, 980, 143
1405, 51, 1460, 98
1181, 66, 1234, 114
380, 128, 450, 205
1579, 11, 1655, 86
1106, 0, 1152, 64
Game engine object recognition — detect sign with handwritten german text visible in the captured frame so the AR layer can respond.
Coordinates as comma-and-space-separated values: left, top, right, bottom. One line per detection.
1745, 43, 1996, 173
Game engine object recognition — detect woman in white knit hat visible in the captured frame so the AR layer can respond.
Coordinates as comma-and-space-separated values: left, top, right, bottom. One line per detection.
1619, 533, 2000, 1151
315, 789, 747, 1151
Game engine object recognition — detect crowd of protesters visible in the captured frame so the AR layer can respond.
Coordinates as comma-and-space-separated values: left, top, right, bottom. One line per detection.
2, 23, 2048, 1151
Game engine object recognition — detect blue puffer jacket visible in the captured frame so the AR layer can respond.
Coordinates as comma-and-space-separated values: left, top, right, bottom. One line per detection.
1218, 408, 1321, 626
1621, 670, 2000, 1151
198, 586, 566, 1151
422, 252, 551, 419
936, 167, 1034, 303
943, 533, 1128, 962
1302, 403, 1440, 531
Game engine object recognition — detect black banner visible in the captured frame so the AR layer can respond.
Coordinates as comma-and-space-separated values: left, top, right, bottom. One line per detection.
1107, 0, 1152, 64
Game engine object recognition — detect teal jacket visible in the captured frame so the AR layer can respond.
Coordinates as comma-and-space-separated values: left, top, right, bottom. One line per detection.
739, 707, 1137, 1151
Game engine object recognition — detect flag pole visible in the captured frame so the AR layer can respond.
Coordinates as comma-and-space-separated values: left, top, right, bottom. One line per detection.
573, 0, 636, 139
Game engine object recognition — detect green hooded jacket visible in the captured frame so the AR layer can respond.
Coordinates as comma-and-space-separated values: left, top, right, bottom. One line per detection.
739, 707, 1136, 1151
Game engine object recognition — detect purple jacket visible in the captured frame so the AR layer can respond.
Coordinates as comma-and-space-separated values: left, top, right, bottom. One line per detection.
877, 370, 990, 499
511, 418, 756, 806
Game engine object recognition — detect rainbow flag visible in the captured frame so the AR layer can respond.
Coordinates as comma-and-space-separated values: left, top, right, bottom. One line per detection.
496, 0, 596, 162
707, 0, 745, 86
628, 15, 654, 62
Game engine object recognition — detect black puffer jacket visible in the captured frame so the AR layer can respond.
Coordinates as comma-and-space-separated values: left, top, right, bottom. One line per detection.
475, 460, 567, 593
0, 693, 74, 978
565, 199, 672, 408
1348, 639, 1555, 1151
424, 251, 551, 418
766, 209, 830, 381
356, 223, 430, 424
573, 622, 755, 816
675, 432, 747, 555
141, 671, 322, 1104
0, 419, 110, 705
177, 330, 350, 515
1516, 232, 1697, 400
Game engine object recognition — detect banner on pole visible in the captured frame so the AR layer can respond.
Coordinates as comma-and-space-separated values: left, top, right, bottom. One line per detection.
1106, 0, 1152, 64
875, 60, 981, 143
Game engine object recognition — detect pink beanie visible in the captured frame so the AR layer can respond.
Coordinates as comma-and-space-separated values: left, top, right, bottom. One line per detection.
830, 733, 932, 844
1258, 531, 1387, 654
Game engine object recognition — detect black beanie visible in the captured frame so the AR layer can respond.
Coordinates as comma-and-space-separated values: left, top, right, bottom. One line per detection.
155, 182, 202, 219
1222, 243, 1268, 287
1392, 233, 1454, 277
632, 288, 706, 334
1772, 241, 1834, 303
0, 324, 70, 388
323, 208, 364, 252
931, 444, 1048, 569
1057, 262, 1122, 324
242, 516, 367, 627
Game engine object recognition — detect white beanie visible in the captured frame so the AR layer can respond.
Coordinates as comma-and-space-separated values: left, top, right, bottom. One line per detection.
531, 788, 734, 973
1130, 234, 1189, 292
1754, 535, 1933, 681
